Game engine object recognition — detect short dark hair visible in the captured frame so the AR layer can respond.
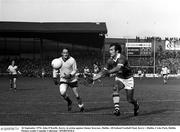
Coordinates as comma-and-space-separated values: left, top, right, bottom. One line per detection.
110, 43, 122, 53
62, 48, 69, 53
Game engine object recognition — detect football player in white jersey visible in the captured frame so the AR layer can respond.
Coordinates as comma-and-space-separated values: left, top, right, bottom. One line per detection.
92, 63, 102, 85
161, 65, 169, 84
53, 49, 84, 112
137, 68, 143, 80
177, 68, 180, 79
7, 60, 21, 92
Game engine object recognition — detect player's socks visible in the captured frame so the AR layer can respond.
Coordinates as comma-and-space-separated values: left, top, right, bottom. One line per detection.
78, 104, 84, 112
76, 96, 84, 112
67, 100, 72, 111
133, 101, 139, 116
112, 93, 120, 116
13, 84, 17, 92
63, 95, 72, 111
63, 95, 71, 102
114, 103, 120, 111
14, 85, 16, 89
76, 96, 82, 105
113, 104, 120, 116
14, 88, 16, 92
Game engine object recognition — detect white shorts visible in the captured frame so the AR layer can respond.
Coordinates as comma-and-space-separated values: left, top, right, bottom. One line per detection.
115, 77, 134, 90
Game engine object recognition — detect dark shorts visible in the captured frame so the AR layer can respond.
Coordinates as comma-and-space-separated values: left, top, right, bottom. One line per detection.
163, 74, 167, 76
60, 81, 78, 88
9, 74, 17, 79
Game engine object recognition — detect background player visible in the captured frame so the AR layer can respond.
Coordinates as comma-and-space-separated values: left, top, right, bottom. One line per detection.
161, 65, 169, 84
41, 68, 45, 79
92, 63, 102, 85
93, 43, 139, 116
52, 48, 84, 112
7, 60, 21, 92
137, 68, 143, 80
177, 67, 180, 79
83, 66, 91, 79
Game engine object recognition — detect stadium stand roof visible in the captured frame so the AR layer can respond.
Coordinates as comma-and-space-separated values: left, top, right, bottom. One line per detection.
0, 21, 107, 48
0, 21, 107, 34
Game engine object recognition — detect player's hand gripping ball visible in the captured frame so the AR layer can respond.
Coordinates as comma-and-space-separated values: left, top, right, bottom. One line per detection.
51, 58, 62, 69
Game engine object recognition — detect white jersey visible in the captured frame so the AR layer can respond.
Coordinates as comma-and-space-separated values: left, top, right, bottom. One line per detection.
161, 67, 168, 75
53, 56, 77, 83
178, 69, 180, 74
7, 65, 18, 75
138, 70, 142, 75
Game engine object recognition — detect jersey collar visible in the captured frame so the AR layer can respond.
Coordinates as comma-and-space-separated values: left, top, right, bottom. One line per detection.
62, 56, 71, 62
113, 53, 121, 62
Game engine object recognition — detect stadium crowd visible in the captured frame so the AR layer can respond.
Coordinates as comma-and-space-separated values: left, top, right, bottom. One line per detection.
1, 46, 180, 77
0, 50, 102, 77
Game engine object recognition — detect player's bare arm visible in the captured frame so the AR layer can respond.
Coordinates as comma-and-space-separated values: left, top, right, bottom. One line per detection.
108, 64, 122, 74
93, 64, 122, 81
52, 68, 59, 85
16, 67, 21, 75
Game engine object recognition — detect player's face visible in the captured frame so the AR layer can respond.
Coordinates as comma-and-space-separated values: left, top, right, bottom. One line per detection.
109, 46, 116, 58
62, 49, 69, 60
11, 60, 15, 66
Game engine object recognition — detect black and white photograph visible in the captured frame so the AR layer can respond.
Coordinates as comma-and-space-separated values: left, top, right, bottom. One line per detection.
0, 0, 180, 131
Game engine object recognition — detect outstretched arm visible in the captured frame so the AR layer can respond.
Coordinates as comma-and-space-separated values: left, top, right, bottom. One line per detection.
93, 65, 122, 81
93, 57, 125, 81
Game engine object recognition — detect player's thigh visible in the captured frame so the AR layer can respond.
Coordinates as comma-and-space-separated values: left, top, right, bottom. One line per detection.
125, 89, 135, 101
13, 77, 16, 83
70, 81, 79, 96
114, 79, 124, 92
59, 83, 68, 95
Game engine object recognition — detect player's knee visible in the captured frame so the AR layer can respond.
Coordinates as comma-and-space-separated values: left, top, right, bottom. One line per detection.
60, 89, 66, 96
59, 85, 67, 96
113, 85, 119, 93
